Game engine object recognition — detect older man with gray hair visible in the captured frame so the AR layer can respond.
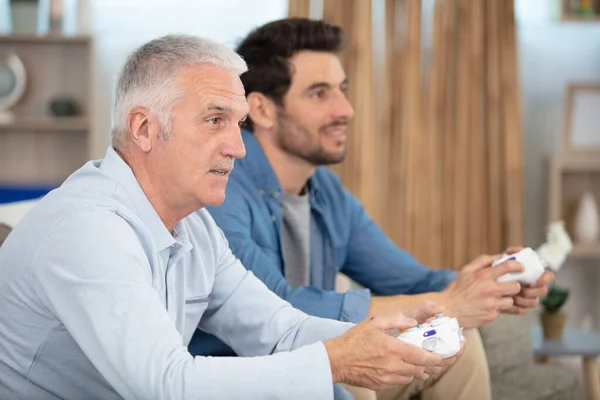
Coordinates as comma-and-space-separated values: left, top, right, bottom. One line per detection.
0, 35, 452, 399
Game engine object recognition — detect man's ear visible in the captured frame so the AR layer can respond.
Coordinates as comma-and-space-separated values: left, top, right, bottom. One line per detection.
247, 92, 277, 130
127, 107, 161, 153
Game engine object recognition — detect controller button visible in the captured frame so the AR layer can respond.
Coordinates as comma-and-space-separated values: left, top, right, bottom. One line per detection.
423, 337, 441, 351
423, 329, 437, 337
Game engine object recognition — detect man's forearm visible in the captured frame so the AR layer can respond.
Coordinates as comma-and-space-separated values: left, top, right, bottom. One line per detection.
291, 317, 354, 351
368, 291, 448, 317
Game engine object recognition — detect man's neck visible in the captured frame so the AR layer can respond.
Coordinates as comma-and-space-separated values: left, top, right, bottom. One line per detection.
116, 148, 188, 233
254, 134, 315, 196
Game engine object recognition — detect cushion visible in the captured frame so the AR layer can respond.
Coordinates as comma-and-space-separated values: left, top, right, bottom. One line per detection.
490, 363, 583, 400
0, 223, 11, 247
0, 198, 40, 229
479, 314, 534, 373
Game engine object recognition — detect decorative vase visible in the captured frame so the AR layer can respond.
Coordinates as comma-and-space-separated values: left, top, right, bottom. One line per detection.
49, 0, 63, 34
541, 311, 567, 340
49, 97, 78, 117
61, 0, 78, 36
573, 191, 600, 244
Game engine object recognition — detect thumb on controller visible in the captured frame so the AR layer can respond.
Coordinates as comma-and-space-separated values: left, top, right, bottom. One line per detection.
371, 313, 418, 333
405, 302, 445, 324
464, 254, 502, 273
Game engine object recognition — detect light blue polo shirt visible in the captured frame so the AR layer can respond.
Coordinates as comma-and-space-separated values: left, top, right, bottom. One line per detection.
0, 146, 352, 399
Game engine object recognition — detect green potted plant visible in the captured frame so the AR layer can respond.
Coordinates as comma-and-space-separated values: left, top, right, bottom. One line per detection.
540, 285, 570, 340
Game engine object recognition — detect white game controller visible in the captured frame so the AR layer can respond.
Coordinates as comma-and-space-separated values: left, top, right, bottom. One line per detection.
492, 221, 573, 285
491, 247, 546, 285
395, 314, 464, 359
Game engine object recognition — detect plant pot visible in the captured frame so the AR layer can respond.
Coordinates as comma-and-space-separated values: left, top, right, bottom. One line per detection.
540, 311, 567, 340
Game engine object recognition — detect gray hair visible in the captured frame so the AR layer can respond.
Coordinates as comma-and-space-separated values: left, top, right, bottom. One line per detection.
110, 34, 247, 150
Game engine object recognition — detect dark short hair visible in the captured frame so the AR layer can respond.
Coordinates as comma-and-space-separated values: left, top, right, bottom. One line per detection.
236, 18, 345, 131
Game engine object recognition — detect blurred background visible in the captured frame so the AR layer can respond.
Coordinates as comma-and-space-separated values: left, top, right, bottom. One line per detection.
0, 0, 599, 361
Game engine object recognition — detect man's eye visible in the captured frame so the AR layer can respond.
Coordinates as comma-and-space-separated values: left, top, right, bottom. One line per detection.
311, 89, 326, 99
208, 118, 222, 125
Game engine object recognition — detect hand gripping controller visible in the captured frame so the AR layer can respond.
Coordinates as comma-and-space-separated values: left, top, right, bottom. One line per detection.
395, 314, 464, 359
491, 247, 545, 285
492, 221, 573, 285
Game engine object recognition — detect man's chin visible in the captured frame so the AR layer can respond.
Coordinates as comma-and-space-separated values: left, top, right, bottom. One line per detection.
199, 193, 226, 209
317, 152, 346, 166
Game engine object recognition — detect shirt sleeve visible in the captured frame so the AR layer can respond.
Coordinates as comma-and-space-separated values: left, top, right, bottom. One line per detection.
33, 209, 351, 400
340, 289, 371, 323
341, 189, 458, 295
207, 184, 368, 323
198, 219, 353, 354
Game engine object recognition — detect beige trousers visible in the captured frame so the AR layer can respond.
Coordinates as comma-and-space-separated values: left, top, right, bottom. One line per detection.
343, 328, 491, 400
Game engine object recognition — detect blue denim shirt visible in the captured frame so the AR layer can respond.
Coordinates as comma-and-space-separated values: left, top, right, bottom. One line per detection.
189, 130, 457, 357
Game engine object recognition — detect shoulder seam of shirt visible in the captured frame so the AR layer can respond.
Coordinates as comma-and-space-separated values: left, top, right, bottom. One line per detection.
25, 321, 61, 385
30, 208, 71, 302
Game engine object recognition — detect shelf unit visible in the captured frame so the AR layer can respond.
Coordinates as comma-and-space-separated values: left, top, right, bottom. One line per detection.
0, 34, 90, 44
0, 116, 88, 133
549, 155, 600, 260
0, 34, 92, 185
561, 0, 600, 22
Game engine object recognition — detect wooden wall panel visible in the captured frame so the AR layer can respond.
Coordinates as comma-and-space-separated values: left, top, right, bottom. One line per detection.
402, 0, 423, 255
501, 0, 525, 247
485, 0, 504, 255
441, 0, 458, 267
467, 0, 486, 261
425, 0, 446, 268
452, 0, 470, 267
288, 0, 311, 18
387, 0, 409, 250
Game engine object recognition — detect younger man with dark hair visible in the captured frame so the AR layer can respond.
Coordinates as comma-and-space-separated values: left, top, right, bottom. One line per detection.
190, 18, 553, 400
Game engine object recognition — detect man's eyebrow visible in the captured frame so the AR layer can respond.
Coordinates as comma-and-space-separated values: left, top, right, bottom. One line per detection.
304, 82, 332, 93
304, 78, 349, 93
206, 104, 232, 112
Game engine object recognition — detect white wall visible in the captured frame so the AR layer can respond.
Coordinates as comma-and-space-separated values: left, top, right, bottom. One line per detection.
87, 0, 288, 158
516, 0, 600, 330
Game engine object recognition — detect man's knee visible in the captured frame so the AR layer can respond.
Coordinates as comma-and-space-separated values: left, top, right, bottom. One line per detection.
350, 329, 491, 400
456, 328, 489, 372
342, 383, 378, 400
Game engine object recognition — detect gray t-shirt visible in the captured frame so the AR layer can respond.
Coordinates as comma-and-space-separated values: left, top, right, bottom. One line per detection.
280, 191, 311, 289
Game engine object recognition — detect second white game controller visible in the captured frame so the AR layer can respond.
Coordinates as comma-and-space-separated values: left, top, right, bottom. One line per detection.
491, 247, 545, 285
492, 222, 573, 285
395, 314, 463, 359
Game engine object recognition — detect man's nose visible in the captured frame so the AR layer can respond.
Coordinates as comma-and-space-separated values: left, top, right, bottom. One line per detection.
223, 127, 246, 159
333, 91, 355, 120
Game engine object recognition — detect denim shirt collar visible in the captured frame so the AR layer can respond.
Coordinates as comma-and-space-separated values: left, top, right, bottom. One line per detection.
240, 129, 322, 200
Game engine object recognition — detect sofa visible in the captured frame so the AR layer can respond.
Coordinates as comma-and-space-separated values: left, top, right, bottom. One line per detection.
479, 314, 583, 400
